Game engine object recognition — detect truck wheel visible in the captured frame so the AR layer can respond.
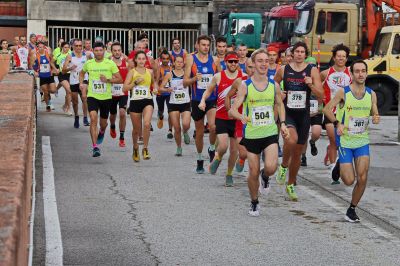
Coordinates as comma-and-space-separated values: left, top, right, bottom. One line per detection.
368, 81, 393, 115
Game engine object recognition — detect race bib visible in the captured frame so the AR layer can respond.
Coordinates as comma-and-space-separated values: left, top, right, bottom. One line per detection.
251, 106, 273, 126
310, 100, 319, 115
169, 79, 190, 104
70, 71, 79, 84
348, 116, 369, 135
197, 74, 213, 90
287, 91, 307, 109
112, 83, 124, 96
40, 63, 50, 73
132, 85, 150, 100
91, 80, 106, 94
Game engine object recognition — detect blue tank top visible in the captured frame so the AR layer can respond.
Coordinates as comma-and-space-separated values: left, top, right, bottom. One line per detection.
36, 54, 52, 78
239, 62, 246, 73
267, 68, 277, 84
220, 60, 226, 70
191, 54, 217, 102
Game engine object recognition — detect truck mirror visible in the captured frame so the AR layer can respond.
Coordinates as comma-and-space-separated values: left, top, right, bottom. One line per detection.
316, 11, 326, 35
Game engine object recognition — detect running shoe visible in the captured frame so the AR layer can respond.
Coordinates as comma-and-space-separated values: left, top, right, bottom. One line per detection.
209, 158, 221, 174
83, 117, 90, 126
97, 131, 105, 145
167, 129, 173, 139
278, 144, 283, 158
110, 128, 117, 139
208, 147, 215, 163
301, 154, 307, 166
138, 137, 144, 145
183, 132, 190, 145
235, 159, 245, 172
50, 103, 55, 110
196, 160, 205, 174
74, 117, 79, 129
92, 147, 101, 157
46, 105, 51, 112
175, 147, 182, 156
248, 201, 260, 217
286, 184, 298, 201
345, 207, 360, 223
225, 175, 234, 187
150, 124, 154, 132
309, 139, 318, 156
157, 117, 163, 129
132, 148, 140, 162
260, 169, 270, 194
142, 148, 151, 160
275, 165, 287, 185
331, 158, 341, 184
119, 139, 126, 148
324, 145, 330, 166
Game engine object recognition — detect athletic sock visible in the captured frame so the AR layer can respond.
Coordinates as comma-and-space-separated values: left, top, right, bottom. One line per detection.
214, 154, 221, 161
99, 129, 105, 134
227, 168, 233, 176
350, 203, 356, 209
120, 131, 125, 140
197, 153, 203, 160
93, 144, 98, 148
209, 144, 216, 151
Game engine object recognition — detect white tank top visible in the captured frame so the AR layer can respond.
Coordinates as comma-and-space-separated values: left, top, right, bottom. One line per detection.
69, 52, 88, 85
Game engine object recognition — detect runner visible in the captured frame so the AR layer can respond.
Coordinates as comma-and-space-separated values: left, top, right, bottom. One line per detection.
169, 37, 187, 63
0, 39, 14, 68
214, 37, 227, 70
237, 43, 248, 73
225, 58, 255, 174
105, 40, 113, 59
52, 38, 64, 61
123, 51, 156, 161
321, 44, 352, 179
267, 46, 280, 84
229, 48, 289, 216
323, 60, 379, 222
80, 42, 122, 157
274, 42, 323, 201
110, 42, 129, 147
156, 49, 173, 139
83, 39, 94, 59
33, 41, 57, 111
159, 55, 191, 156
199, 51, 245, 186
57, 42, 73, 115
184, 35, 220, 174
63, 38, 90, 128
28, 33, 37, 51
14, 36, 28, 70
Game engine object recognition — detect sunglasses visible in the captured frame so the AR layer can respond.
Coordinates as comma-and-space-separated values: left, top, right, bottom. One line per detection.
74, 45, 82, 47
227, 60, 239, 64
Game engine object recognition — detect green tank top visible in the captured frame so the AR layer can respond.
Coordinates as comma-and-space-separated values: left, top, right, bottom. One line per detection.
340, 86, 372, 148
243, 79, 277, 139
56, 52, 69, 72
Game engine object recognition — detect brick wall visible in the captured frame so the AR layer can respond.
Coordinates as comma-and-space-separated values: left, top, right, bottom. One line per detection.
0, 69, 35, 266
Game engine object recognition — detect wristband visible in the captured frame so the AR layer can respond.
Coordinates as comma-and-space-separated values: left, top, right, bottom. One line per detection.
280, 121, 287, 126
333, 120, 339, 128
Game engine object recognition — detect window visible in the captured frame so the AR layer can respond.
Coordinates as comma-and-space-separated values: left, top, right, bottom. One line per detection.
326, 12, 347, 33
392, 34, 400, 55
232, 19, 255, 35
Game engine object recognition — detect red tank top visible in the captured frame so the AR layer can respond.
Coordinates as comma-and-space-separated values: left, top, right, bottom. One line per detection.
128, 50, 152, 69
116, 59, 129, 96
216, 70, 244, 120
323, 66, 352, 105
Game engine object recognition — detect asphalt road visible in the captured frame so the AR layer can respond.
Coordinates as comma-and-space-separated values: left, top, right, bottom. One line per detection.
33, 92, 400, 266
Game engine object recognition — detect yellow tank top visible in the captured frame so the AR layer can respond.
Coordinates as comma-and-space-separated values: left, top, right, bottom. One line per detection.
130, 68, 152, 100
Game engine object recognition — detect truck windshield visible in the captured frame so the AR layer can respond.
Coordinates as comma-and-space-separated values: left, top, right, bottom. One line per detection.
373, 33, 391, 56
219, 18, 228, 36
264, 17, 295, 44
294, 10, 314, 35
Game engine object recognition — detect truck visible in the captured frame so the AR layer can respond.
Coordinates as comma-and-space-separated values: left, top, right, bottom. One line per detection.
218, 4, 298, 53
290, 0, 400, 114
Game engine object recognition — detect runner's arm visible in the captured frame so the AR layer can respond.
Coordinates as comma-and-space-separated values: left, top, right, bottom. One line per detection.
123, 70, 135, 92
308, 67, 324, 99
150, 69, 158, 94
228, 82, 249, 124
200, 73, 219, 103
183, 55, 197, 87
275, 86, 289, 139
159, 72, 172, 93
323, 88, 345, 124
62, 55, 71, 74
371, 91, 380, 124
225, 78, 241, 112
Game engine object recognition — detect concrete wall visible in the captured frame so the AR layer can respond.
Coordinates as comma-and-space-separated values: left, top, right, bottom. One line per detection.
27, 0, 209, 34
0, 67, 35, 266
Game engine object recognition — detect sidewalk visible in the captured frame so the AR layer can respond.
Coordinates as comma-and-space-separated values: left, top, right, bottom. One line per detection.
298, 116, 400, 230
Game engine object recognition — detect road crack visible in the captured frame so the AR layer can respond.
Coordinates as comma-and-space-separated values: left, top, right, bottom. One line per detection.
105, 173, 161, 265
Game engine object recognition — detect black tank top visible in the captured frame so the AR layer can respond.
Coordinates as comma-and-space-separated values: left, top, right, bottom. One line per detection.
283, 64, 313, 112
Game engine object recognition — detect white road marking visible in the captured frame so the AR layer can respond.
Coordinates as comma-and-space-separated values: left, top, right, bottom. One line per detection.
299, 185, 400, 246
42, 136, 63, 266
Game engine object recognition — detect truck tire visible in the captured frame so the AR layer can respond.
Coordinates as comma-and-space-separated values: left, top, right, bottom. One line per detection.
367, 80, 393, 115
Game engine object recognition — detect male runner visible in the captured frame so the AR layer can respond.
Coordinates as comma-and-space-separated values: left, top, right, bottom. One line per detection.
63, 39, 90, 128
274, 42, 323, 201
169, 37, 187, 63
323, 60, 379, 222
321, 44, 352, 179
14, 36, 28, 69
109, 42, 129, 147
184, 35, 220, 173
80, 42, 122, 157
199, 51, 245, 186
229, 49, 289, 216
237, 43, 248, 73
214, 37, 227, 70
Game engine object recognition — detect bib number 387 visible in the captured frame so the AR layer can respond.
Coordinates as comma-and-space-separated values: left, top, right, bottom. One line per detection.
348, 116, 369, 135
252, 106, 273, 126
